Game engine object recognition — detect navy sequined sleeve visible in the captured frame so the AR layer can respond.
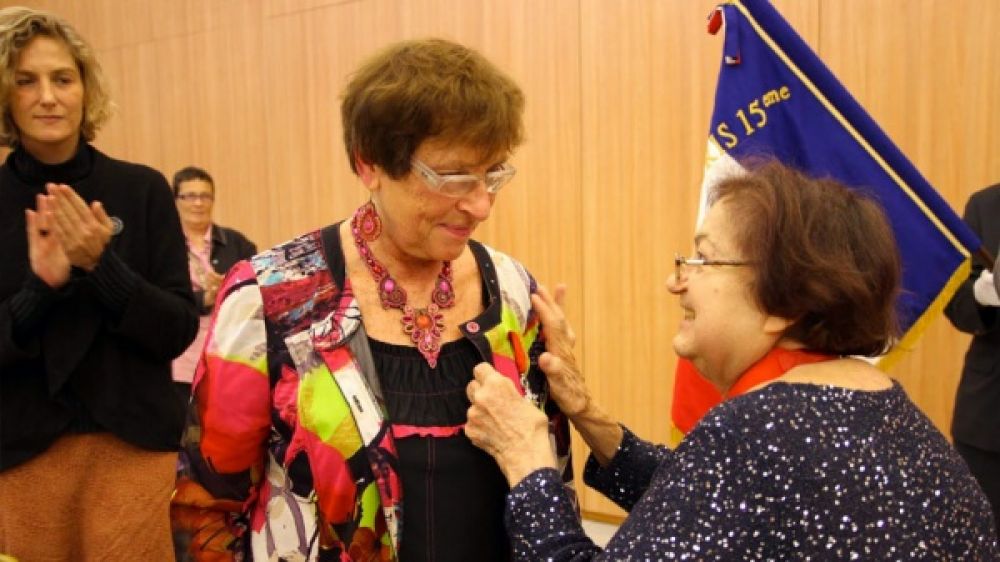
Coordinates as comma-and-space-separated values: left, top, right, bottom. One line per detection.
505, 381, 1000, 560
581, 427, 668, 511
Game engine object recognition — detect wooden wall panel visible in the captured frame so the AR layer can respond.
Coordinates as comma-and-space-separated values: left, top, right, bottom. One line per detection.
150, 0, 267, 40
94, 43, 158, 162
266, 0, 360, 18
103, 3, 271, 248
259, 0, 365, 243
816, 0, 1000, 443
1, 0, 997, 522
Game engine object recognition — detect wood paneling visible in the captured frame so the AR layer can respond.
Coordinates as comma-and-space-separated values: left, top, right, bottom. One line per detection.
3, 0, 997, 521
816, 0, 999, 431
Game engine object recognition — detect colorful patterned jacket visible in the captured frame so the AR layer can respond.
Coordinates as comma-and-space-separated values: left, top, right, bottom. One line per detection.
173, 225, 574, 561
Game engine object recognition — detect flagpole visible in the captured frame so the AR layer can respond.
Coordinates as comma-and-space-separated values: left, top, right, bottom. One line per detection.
976, 247, 996, 271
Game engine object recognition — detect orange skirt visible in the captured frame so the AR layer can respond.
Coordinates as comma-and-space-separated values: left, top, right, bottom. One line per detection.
0, 432, 177, 561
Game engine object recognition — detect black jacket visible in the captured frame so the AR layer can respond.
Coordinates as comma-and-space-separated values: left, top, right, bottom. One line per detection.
0, 145, 199, 470
944, 183, 1000, 452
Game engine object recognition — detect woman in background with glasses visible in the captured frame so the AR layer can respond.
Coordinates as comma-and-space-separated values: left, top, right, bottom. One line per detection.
464, 160, 999, 559
169, 166, 256, 398
172, 38, 573, 561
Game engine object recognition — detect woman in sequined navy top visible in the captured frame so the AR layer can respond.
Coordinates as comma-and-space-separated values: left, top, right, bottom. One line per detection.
465, 160, 1000, 560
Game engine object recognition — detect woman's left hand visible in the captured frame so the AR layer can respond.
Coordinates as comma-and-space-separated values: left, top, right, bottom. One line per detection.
466, 363, 556, 486
202, 269, 225, 308
46, 183, 113, 271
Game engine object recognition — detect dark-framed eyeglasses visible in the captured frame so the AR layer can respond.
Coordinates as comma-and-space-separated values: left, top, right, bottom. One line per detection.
410, 158, 517, 197
674, 253, 752, 281
177, 193, 214, 202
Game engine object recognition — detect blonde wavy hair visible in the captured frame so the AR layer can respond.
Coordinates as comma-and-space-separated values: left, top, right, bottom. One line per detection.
0, 6, 112, 147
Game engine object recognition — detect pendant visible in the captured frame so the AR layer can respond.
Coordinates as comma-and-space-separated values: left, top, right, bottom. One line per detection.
351, 204, 456, 369
401, 304, 445, 368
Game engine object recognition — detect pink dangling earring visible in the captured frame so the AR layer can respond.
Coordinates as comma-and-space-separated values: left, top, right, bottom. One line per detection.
357, 201, 382, 242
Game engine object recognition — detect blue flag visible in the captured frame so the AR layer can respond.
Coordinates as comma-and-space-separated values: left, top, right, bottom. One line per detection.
672, 0, 982, 442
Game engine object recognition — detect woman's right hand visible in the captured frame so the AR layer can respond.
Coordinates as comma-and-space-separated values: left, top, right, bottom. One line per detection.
26, 194, 71, 289
532, 284, 591, 417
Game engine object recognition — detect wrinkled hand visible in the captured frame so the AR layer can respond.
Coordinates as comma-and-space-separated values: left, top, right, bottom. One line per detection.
26, 194, 71, 289
46, 183, 113, 271
532, 284, 590, 417
465, 363, 555, 485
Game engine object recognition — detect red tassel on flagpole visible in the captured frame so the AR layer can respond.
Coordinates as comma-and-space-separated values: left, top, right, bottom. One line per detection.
707, 7, 724, 35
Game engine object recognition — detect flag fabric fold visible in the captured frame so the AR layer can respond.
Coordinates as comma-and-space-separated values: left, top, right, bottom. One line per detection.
670, 0, 981, 443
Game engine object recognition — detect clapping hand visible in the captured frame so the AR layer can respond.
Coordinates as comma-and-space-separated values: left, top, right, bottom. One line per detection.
25, 193, 71, 289
202, 269, 224, 308
46, 183, 112, 272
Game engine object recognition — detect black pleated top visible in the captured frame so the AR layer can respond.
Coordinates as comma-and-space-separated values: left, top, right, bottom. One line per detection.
371, 336, 511, 562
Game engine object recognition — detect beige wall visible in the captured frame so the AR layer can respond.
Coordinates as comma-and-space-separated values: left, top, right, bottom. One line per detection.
4, 0, 997, 520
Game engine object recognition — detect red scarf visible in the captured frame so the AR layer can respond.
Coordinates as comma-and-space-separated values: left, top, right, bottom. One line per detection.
725, 347, 835, 398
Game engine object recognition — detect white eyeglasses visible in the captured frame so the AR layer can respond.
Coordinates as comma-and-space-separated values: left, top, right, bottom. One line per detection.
410, 158, 517, 197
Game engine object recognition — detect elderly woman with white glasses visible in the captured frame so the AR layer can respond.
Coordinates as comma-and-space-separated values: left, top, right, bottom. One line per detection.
171, 38, 573, 562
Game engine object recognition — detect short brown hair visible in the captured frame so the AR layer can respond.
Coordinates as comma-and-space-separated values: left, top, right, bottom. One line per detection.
172, 166, 215, 198
0, 7, 113, 146
711, 160, 901, 356
341, 38, 524, 179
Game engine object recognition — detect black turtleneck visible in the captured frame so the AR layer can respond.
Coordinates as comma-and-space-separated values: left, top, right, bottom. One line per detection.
0, 143, 199, 470
3, 143, 95, 338
9, 140, 94, 187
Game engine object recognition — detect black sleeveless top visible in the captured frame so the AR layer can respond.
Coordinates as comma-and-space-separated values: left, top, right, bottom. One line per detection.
371, 336, 511, 562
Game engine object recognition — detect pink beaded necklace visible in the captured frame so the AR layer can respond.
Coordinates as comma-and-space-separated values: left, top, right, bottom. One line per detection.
350, 205, 456, 368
